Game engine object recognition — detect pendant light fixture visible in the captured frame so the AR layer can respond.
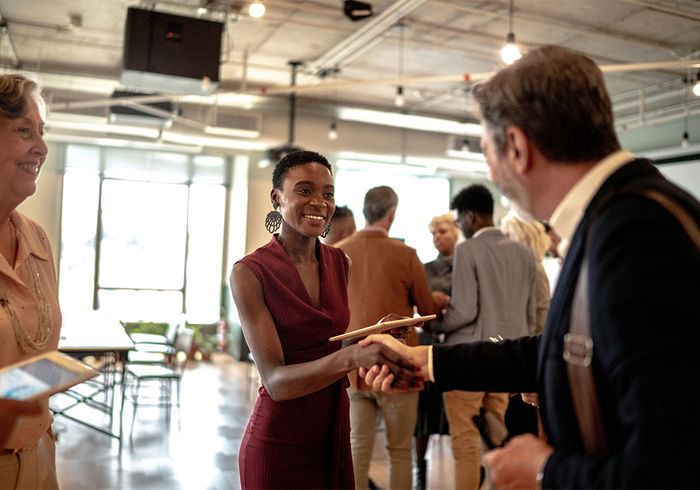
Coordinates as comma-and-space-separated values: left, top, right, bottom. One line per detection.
681, 71, 690, 148
395, 23, 406, 108
248, 1, 266, 18
328, 121, 339, 140
500, 0, 522, 65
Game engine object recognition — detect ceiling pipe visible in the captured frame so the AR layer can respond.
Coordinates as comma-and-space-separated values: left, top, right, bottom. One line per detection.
616, 100, 700, 129
305, 0, 427, 77
47, 59, 700, 112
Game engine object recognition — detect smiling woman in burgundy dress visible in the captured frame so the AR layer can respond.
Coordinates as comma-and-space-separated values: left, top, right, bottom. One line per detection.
230, 150, 418, 489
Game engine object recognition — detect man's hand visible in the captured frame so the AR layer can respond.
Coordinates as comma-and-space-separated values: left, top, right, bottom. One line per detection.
0, 399, 42, 447
521, 392, 538, 406
432, 290, 450, 309
358, 334, 430, 391
482, 433, 553, 489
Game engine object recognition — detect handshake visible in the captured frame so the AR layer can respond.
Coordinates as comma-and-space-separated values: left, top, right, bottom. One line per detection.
355, 332, 431, 392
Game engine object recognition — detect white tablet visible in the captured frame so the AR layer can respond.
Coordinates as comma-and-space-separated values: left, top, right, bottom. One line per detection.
0, 351, 99, 401
329, 314, 436, 342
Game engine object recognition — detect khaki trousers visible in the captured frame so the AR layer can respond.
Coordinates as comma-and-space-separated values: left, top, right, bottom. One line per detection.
349, 389, 419, 490
0, 431, 58, 490
443, 390, 508, 490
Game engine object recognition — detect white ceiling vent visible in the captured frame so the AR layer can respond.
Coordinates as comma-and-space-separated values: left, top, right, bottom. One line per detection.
179, 105, 262, 138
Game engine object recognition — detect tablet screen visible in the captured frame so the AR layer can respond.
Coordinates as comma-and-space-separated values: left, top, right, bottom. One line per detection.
0, 358, 86, 400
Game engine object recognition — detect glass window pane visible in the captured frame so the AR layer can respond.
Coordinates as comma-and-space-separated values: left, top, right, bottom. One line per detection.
59, 168, 100, 316
103, 148, 189, 183
186, 184, 226, 323
99, 180, 188, 289
193, 155, 226, 184
65, 145, 100, 171
98, 290, 183, 321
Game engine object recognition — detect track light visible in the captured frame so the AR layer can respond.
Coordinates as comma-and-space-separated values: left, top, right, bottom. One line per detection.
394, 86, 405, 108
500, 0, 522, 65
328, 121, 338, 140
248, 1, 265, 18
344, 1, 373, 22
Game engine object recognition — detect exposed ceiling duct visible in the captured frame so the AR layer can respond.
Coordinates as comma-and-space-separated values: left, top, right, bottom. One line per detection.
304, 0, 427, 78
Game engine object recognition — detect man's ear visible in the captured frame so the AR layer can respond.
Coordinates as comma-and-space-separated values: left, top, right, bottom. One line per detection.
505, 126, 532, 175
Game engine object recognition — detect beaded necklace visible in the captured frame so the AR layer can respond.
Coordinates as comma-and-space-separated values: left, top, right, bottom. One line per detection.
1, 222, 53, 353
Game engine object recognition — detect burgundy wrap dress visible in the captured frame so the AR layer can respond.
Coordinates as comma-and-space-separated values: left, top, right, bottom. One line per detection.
236, 236, 354, 489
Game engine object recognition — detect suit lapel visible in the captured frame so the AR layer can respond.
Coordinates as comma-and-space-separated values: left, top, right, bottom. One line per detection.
536, 158, 660, 382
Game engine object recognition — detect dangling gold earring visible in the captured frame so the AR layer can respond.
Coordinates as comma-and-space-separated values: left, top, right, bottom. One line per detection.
265, 207, 282, 233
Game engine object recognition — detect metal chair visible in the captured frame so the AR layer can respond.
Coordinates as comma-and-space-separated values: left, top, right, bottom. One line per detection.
122, 316, 184, 365
121, 327, 194, 432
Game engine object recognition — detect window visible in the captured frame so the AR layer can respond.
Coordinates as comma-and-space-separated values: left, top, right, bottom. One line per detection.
335, 164, 450, 262
59, 145, 227, 323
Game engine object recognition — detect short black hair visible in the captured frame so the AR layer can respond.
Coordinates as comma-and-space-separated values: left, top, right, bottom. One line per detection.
451, 184, 494, 216
332, 205, 354, 222
272, 150, 332, 189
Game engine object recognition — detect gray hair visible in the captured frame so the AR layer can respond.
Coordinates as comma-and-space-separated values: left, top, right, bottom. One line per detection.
0, 74, 45, 120
472, 46, 620, 163
363, 186, 398, 223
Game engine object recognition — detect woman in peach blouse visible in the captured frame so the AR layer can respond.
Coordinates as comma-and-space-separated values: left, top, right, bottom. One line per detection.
0, 74, 63, 489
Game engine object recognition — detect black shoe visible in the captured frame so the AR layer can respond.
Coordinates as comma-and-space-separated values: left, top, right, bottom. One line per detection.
368, 478, 383, 490
413, 459, 427, 490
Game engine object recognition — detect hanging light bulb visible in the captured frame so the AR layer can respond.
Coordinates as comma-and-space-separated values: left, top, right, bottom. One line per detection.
395, 86, 405, 108
500, 0, 522, 65
394, 23, 407, 108
693, 79, 700, 97
501, 32, 522, 65
248, 1, 265, 18
328, 121, 338, 140
681, 71, 691, 148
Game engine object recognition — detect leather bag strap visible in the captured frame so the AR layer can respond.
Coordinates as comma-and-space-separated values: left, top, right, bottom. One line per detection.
566, 259, 609, 456
566, 188, 700, 457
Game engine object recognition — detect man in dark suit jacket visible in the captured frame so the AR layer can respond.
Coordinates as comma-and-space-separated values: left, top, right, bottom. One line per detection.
359, 45, 700, 488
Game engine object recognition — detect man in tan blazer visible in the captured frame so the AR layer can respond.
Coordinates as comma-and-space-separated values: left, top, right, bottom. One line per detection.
337, 186, 447, 490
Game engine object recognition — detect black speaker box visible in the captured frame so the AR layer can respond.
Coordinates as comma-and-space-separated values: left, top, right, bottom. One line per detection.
122, 7, 223, 90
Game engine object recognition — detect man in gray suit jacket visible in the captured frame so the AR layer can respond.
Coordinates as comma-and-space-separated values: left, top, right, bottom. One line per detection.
431, 184, 536, 490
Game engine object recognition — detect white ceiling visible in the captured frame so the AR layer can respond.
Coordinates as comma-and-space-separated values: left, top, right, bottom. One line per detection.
1, 0, 699, 136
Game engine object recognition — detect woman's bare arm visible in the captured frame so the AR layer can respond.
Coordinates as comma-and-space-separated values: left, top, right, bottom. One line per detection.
230, 263, 420, 401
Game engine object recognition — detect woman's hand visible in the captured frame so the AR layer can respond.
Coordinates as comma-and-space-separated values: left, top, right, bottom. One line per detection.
350, 340, 422, 390
357, 334, 430, 392
0, 399, 41, 447
376, 313, 415, 340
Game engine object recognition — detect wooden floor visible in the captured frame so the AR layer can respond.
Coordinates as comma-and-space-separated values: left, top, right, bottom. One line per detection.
54, 353, 457, 490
